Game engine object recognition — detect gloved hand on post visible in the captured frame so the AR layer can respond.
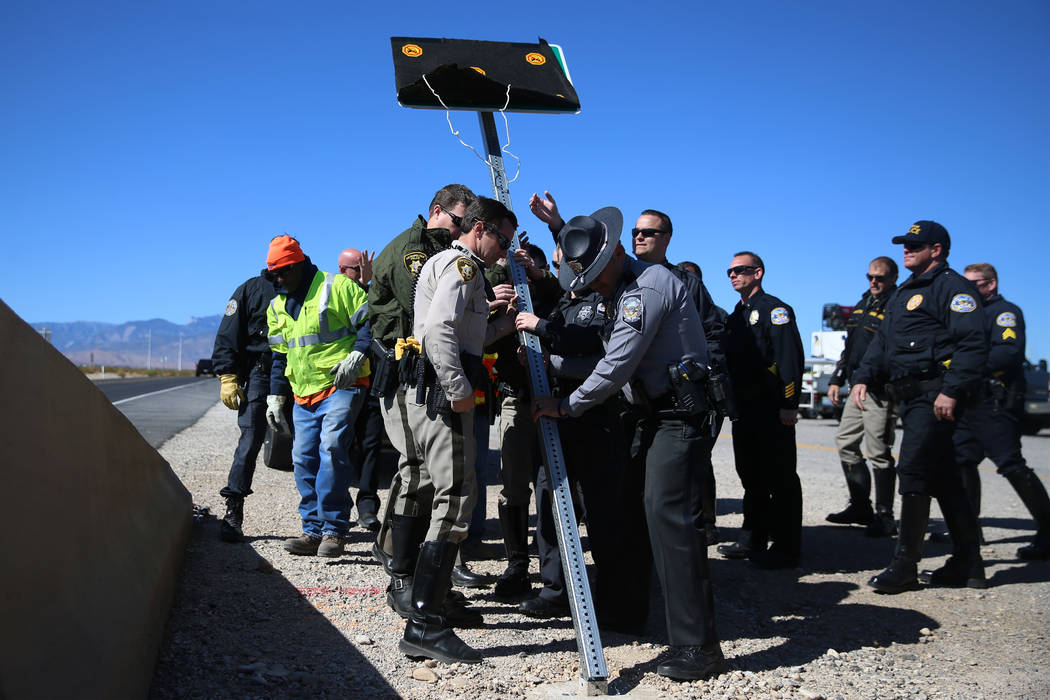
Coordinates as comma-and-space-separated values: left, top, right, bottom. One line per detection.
329, 350, 366, 389
266, 394, 288, 434
219, 374, 245, 410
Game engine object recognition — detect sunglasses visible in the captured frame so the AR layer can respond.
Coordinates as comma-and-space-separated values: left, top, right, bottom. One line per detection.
631, 227, 668, 238
340, 264, 361, 272
903, 242, 929, 252
272, 265, 296, 277
439, 205, 464, 230
482, 222, 513, 250
867, 273, 889, 282
726, 265, 759, 277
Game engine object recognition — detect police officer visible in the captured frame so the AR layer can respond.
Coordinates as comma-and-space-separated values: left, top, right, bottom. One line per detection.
211, 270, 280, 542
398, 197, 518, 664
367, 184, 490, 597
826, 256, 899, 537
533, 208, 727, 682
954, 263, 1050, 560
719, 251, 805, 569
851, 221, 989, 593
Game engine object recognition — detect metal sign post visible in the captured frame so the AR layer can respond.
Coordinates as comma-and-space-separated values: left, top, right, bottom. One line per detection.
477, 111, 608, 695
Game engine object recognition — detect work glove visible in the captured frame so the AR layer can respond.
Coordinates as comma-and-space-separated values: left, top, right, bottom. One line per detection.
266, 394, 289, 434
329, 350, 366, 390
219, 374, 245, 410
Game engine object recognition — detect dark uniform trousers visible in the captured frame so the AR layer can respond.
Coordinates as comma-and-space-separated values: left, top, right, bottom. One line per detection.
220, 357, 272, 500
621, 412, 719, 647
349, 394, 384, 513
534, 400, 627, 607
730, 405, 801, 556
897, 391, 967, 497
954, 394, 1028, 483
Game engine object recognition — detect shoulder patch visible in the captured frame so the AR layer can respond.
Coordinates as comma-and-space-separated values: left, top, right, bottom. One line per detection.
748, 309, 760, 326
1002, 328, 1017, 341
906, 294, 924, 311
770, 307, 791, 325
996, 311, 1017, 328
596, 302, 607, 317
224, 299, 238, 316
455, 257, 478, 283
950, 294, 976, 313
621, 295, 644, 333
404, 251, 427, 276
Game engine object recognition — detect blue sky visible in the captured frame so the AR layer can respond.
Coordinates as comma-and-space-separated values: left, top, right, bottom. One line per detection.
3, 1, 1048, 359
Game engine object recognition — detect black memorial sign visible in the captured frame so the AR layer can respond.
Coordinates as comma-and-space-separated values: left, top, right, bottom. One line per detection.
390, 37, 580, 113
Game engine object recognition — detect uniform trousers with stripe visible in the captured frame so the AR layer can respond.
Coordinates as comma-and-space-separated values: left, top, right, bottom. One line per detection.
399, 400, 478, 543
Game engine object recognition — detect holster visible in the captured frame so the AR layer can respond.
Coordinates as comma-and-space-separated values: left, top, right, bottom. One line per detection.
704, 362, 738, 421
665, 359, 709, 417
370, 339, 398, 399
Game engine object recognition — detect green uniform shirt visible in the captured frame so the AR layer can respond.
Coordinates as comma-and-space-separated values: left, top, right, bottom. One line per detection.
368, 216, 453, 347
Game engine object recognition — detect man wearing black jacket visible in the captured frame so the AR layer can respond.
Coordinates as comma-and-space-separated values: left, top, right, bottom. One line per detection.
211, 272, 279, 542
825, 257, 899, 537
851, 221, 989, 593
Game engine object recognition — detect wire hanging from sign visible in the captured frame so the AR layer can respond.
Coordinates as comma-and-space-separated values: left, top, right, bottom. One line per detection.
421, 75, 521, 183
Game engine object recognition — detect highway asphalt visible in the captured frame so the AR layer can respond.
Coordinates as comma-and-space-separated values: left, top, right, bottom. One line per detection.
94, 375, 219, 448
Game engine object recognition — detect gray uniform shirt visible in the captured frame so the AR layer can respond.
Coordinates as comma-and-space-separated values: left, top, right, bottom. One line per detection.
566, 257, 710, 417
413, 241, 495, 402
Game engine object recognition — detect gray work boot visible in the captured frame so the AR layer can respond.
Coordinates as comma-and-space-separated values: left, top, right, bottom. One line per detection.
318, 534, 346, 558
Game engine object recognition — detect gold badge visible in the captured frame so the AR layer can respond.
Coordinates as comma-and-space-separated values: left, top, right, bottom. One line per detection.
404, 251, 427, 276
906, 294, 923, 311
402, 43, 422, 58
456, 257, 478, 282
748, 309, 759, 325
525, 52, 546, 66
908, 224, 922, 235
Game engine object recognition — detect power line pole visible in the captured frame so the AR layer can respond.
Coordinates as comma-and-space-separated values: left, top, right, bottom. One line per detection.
147, 329, 152, 370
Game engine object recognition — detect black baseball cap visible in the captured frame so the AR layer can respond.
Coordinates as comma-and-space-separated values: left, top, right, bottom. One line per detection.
892, 220, 950, 250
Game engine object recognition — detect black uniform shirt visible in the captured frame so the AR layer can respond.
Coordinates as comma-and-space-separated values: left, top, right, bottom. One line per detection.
537, 289, 609, 394
725, 290, 805, 410
828, 286, 896, 388
982, 294, 1026, 383
663, 262, 728, 369
211, 272, 278, 379
852, 263, 988, 400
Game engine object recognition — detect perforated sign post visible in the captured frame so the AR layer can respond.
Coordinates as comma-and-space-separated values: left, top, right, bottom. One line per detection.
391, 37, 607, 695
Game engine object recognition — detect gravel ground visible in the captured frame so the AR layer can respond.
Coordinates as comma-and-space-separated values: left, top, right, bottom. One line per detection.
151, 403, 1050, 699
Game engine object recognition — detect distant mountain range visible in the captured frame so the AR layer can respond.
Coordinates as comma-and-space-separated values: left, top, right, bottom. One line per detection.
30, 315, 224, 369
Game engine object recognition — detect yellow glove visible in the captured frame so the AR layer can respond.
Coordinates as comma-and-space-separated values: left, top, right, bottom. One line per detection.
219, 374, 245, 410
394, 336, 421, 360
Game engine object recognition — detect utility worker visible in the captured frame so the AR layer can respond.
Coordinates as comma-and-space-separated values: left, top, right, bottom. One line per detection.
338, 247, 383, 531
533, 207, 728, 682
851, 221, 989, 593
954, 263, 1050, 560
264, 235, 371, 558
398, 197, 518, 664
826, 256, 900, 537
211, 270, 280, 542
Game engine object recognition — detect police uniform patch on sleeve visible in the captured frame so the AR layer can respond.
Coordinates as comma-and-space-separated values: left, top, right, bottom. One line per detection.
404, 251, 427, 276
996, 311, 1017, 327
1002, 328, 1017, 340
906, 294, 924, 311
621, 295, 644, 333
950, 294, 976, 313
456, 257, 478, 283
748, 309, 760, 326
224, 299, 238, 316
596, 302, 607, 317
770, 307, 791, 325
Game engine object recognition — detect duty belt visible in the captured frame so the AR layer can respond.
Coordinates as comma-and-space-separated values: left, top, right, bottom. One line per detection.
885, 374, 943, 403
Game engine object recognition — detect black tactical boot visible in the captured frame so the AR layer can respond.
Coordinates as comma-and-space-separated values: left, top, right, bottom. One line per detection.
219, 496, 244, 543
827, 461, 874, 525
386, 514, 428, 618
921, 485, 987, 589
399, 541, 482, 664
494, 504, 531, 598
866, 468, 898, 537
717, 529, 754, 559
451, 557, 490, 589
656, 645, 729, 681
1006, 469, 1050, 560
869, 493, 930, 594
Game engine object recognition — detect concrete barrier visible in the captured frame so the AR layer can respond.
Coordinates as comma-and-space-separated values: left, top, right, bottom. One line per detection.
0, 300, 191, 699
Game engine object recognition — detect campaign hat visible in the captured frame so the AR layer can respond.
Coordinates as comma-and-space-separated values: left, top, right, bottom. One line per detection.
557, 207, 623, 291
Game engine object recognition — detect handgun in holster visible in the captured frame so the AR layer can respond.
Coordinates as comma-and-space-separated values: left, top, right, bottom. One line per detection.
667, 359, 709, 417
704, 360, 738, 421
370, 338, 398, 399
